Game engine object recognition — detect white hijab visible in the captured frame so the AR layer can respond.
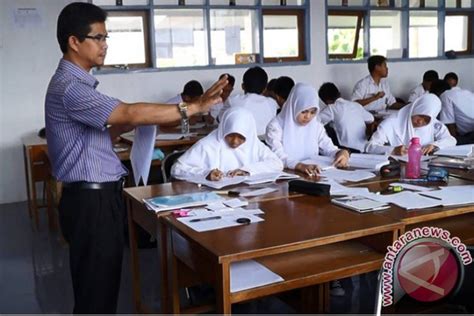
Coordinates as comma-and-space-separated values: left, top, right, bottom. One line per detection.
178, 107, 261, 172
383, 94, 441, 146
276, 83, 321, 162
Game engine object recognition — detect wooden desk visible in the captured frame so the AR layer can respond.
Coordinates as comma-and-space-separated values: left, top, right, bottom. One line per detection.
163, 195, 402, 313
123, 180, 302, 313
349, 176, 474, 244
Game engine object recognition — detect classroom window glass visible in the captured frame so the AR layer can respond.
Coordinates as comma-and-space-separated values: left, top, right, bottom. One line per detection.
409, 0, 438, 7
327, 0, 365, 6
327, 12, 364, 60
409, 11, 438, 58
370, 10, 402, 57
104, 12, 150, 68
157, 0, 204, 4
369, 0, 403, 7
446, 0, 472, 8
445, 15, 470, 52
154, 9, 208, 67
209, 0, 257, 5
263, 10, 305, 61
210, 9, 260, 65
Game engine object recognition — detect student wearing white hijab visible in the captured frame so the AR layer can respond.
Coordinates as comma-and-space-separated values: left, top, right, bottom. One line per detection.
171, 107, 283, 181
265, 83, 350, 176
365, 94, 456, 155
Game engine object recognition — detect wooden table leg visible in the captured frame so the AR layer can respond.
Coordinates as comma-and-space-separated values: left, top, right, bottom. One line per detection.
159, 219, 172, 313
215, 262, 231, 314
127, 198, 143, 313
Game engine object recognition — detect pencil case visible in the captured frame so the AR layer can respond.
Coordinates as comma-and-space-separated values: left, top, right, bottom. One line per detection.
288, 180, 330, 196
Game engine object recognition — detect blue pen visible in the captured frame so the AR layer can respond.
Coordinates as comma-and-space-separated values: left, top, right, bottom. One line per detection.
399, 178, 428, 183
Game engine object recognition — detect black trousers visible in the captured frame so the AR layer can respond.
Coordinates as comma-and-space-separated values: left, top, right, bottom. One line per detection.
59, 186, 125, 314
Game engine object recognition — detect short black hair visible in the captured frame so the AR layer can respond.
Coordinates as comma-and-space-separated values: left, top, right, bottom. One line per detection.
274, 76, 295, 100
219, 73, 235, 87
318, 82, 341, 103
266, 79, 278, 92
242, 66, 268, 94
368, 55, 387, 73
429, 79, 451, 97
423, 70, 439, 82
444, 72, 458, 83
182, 80, 203, 97
57, 2, 107, 54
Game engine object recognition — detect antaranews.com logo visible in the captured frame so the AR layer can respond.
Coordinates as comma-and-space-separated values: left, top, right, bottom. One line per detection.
382, 226, 472, 306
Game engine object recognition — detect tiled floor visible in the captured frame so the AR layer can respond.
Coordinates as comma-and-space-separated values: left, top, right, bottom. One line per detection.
0, 201, 378, 314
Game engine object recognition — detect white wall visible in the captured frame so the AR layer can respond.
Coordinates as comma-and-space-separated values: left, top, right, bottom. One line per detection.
0, 0, 473, 204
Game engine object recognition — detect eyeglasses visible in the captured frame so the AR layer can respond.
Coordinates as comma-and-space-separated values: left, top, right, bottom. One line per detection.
83, 34, 109, 43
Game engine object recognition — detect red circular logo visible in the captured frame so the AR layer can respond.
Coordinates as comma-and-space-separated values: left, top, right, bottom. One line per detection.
397, 241, 459, 302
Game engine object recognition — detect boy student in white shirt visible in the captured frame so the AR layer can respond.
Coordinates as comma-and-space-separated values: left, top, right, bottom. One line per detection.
352, 55, 404, 112
171, 107, 283, 181
265, 83, 350, 176
218, 66, 278, 137
407, 70, 439, 104
208, 73, 235, 124
444, 72, 459, 89
163, 80, 204, 127
274, 76, 295, 109
365, 94, 456, 155
431, 79, 474, 145
318, 82, 375, 153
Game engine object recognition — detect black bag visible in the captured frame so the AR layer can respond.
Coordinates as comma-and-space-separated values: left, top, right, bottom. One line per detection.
288, 180, 330, 196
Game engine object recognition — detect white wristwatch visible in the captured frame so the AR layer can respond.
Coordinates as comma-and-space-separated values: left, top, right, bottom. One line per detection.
178, 102, 189, 120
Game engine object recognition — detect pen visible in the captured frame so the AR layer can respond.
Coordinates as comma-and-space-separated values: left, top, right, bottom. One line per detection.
400, 178, 428, 183
418, 193, 442, 200
189, 216, 222, 223
369, 205, 391, 211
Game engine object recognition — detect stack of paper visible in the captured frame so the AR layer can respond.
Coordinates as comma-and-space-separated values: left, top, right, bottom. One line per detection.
144, 191, 223, 212
379, 191, 442, 210
185, 175, 247, 189
230, 260, 284, 293
183, 172, 300, 189
348, 154, 390, 171
156, 133, 197, 140
320, 169, 376, 182
434, 145, 474, 158
301, 156, 335, 170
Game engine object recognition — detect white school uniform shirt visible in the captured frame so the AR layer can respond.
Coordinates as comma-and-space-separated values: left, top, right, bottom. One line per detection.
171, 107, 283, 179
352, 75, 397, 112
407, 84, 428, 104
439, 88, 474, 136
209, 101, 224, 120
218, 93, 278, 136
319, 98, 374, 152
365, 94, 456, 155
265, 83, 339, 169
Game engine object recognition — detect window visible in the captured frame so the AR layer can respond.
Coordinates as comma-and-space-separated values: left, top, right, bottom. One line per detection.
445, 13, 472, 54
263, 9, 305, 62
327, 11, 364, 59
327, 0, 474, 62
104, 11, 151, 68
409, 11, 438, 58
93, 0, 309, 71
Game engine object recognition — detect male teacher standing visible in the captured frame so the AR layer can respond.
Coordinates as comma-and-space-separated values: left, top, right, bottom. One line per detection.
45, 2, 226, 313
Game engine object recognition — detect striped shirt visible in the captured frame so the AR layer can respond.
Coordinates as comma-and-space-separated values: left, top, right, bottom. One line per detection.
45, 59, 127, 182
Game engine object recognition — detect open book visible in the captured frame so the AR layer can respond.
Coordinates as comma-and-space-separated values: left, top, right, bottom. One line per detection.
184, 172, 300, 189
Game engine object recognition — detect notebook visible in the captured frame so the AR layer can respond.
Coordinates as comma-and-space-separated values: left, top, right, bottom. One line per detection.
331, 196, 389, 213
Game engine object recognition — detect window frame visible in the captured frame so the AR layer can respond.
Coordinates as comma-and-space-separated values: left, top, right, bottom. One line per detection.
101, 10, 152, 69
91, 0, 310, 73
327, 10, 364, 59
326, 0, 474, 63
262, 9, 306, 62
445, 11, 473, 55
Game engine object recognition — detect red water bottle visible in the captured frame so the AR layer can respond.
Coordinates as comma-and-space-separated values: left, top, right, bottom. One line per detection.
406, 137, 422, 179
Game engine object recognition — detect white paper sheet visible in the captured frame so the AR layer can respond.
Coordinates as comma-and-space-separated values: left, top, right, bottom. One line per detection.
130, 126, 156, 186
390, 155, 434, 163
223, 198, 249, 208
348, 154, 390, 171
389, 182, 435, 192
419, 187, 474, 207
319, 169, 376, 182
230, 260, 284, 293
185, 175, 247, 189
434, 145, 474, 157
324, 180, 371, 196
243, 172, 280, 185
301, 156, 335, 170
382, 191, 442, 209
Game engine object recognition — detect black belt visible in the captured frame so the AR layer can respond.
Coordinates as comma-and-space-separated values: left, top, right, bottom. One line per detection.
63, 178, 125, 191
